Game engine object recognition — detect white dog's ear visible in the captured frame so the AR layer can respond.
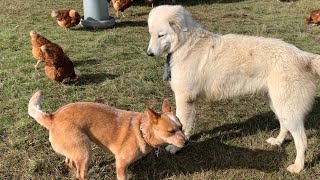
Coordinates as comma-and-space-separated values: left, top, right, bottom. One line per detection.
169, 16, 188, 32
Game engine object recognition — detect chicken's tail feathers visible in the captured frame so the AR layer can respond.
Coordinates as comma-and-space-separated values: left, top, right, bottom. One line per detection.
29, 31, 37, 37
28, 91, 52, 129
69, 9, 79, 18
40, 45, 47, 53
51, 10, 58, 18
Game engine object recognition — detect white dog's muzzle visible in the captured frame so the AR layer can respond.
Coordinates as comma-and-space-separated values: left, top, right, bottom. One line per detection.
146, 49, 155, 56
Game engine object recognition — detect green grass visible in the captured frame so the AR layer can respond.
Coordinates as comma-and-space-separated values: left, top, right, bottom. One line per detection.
1, 0, 320, 179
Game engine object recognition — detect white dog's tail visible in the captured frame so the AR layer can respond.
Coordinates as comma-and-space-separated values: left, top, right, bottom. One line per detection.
311, 55, 320, 77
28, 91, 52, 129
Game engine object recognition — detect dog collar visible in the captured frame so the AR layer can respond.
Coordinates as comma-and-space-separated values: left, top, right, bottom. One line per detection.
139, 119, 156, 148
163, 53, 172, 81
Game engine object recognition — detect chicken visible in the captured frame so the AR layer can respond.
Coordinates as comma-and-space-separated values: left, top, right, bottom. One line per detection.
40, 43, 77, 82
51, 9, 81, 30
304, 9, 320, 26
144, 0, 155, 8
110, 0, 134, 17
30, 31, 52, 70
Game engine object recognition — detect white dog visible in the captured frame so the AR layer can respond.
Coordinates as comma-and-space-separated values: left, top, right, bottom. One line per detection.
147, 5, 320, 173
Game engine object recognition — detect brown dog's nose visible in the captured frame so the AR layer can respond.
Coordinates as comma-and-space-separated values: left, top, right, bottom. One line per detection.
184, 139, 189, 145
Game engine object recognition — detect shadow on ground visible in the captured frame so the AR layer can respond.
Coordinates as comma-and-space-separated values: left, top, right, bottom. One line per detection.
115, 20, 148, 28
130, 96, 320, 179
66, 73, 119, 86
131, 111, 286, 179
74, 59, 102, 66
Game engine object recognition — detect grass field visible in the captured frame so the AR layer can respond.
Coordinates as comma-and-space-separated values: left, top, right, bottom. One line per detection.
1, 0, 320, 179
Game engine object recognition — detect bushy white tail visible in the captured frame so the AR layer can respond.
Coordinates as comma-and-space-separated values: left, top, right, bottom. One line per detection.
311, 56, 320, 77
28, 91, 52, 129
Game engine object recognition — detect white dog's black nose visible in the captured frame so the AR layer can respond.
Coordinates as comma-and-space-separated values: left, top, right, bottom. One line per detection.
147, 51, 155, 56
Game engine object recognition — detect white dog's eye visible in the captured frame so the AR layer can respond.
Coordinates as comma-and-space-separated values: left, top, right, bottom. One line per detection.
158, 34, 165, 38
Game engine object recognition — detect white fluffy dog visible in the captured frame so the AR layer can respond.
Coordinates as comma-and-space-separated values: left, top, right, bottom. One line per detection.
147, 5, 320, 173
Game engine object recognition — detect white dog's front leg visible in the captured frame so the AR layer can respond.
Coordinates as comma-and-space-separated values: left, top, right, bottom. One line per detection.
175, 94, 196, 138
166, 93, 196, 154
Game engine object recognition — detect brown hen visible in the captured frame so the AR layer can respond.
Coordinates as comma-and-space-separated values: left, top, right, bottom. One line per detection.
304, 9, 320, 26
40, 43, 77, 82
144, 0, 155, 8
51, 9, 81, 30
110, 0, 134, 17
30, 31, 52, 70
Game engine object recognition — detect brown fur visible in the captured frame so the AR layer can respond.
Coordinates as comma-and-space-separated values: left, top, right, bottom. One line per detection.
28, 91, 188, 180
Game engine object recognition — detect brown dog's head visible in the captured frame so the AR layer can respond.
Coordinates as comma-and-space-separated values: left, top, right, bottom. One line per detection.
142, 99, 188, 148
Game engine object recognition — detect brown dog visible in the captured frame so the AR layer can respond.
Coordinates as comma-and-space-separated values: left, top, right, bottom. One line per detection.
28, 91, 188, 180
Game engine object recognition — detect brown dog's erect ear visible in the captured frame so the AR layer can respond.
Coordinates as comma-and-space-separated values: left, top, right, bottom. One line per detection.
162, 99, 171, 113
147, 107, 160, 124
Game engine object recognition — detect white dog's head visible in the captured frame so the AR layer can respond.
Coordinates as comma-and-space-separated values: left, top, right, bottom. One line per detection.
146, 5, 201, 56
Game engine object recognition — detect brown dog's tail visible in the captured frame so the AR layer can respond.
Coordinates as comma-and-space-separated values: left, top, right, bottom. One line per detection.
28, 91, 52, 129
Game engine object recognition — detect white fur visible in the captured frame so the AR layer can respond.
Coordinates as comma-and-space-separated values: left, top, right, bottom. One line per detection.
147, 5, 320, 173
28, 91, 45, 120
168, 114, 180, 124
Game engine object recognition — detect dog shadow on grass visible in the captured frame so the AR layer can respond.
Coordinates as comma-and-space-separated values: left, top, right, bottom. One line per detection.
305, 97, 320, 135
131, 112, 285, 179
131, 103, 320, 179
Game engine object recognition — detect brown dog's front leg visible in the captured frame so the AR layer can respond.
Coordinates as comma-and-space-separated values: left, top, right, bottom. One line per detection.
115, 158, 129, 180
73, 157, 90, 180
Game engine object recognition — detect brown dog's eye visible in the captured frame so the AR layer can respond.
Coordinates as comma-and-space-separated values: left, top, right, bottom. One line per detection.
168, 129, 176, 134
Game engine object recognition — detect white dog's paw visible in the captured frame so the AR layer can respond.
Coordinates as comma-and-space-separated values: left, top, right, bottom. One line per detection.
266, 137, 282, 146
165, 145, 181, 154
287, 163, 303, 173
